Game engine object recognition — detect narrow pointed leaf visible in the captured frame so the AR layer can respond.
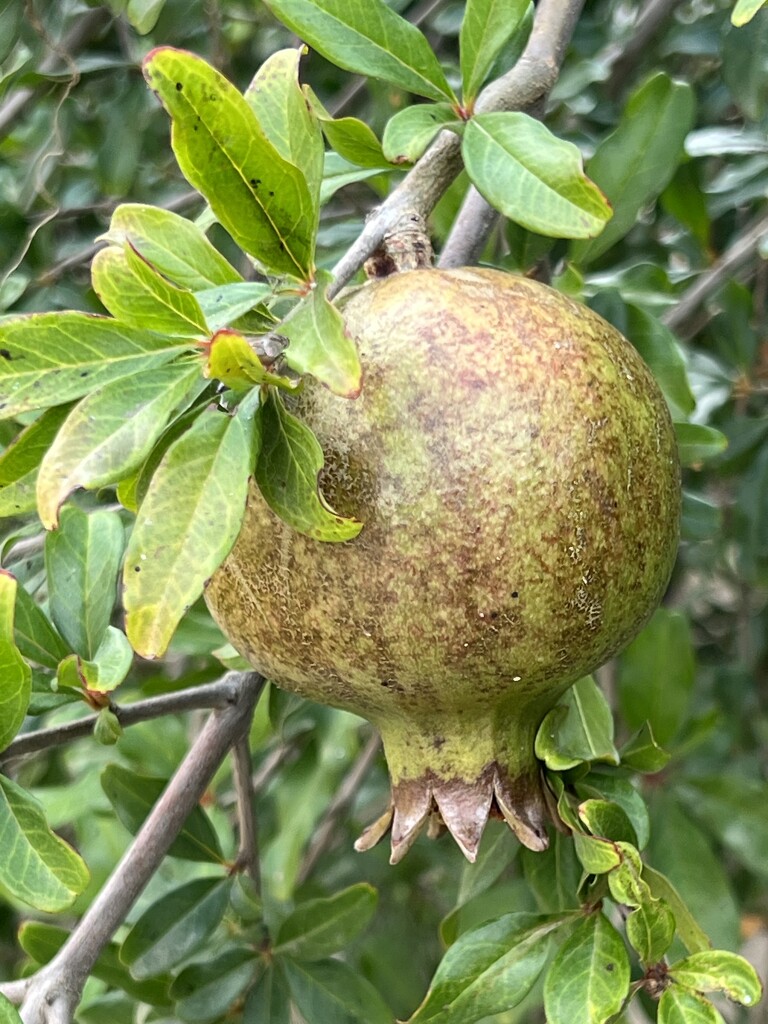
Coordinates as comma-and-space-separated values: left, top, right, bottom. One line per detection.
124, 397, 260, 658
382, 104, 460, 164
0, 774, 89, 911
245, 48, 324, 211
205, 330, 296, 391
280, 271, 361, 396
410, 913, 574, 1024
91, 244, 209, 337
243, 966, 292, 1024
571, 73, 695, 265
619, 722, 671, 773
104, 204, 242, 290
0, 995, 21, 1024
643, 866, 711, 954
0, 572, 31, 750
622, 304, 696, 420
544, 913, 630, 1024
307, 89, 388, 168
0, 312, 188, 419
101, 763, 223, 862
45, 506, 124, 660
0, 405, 72, 519
535, 676, 619, 770
37, 363, 203, 529
659, 988, 724, 1024
255, 389, 362, 541
262, 0, 455, 102
282, 957, 392, 1024
732, 0, 768, 25
274, 883, 377, 961
121, 877, 233, 978
670, 951, 763, 1006
459, 0, 530, 102
143, 47, 315, 279
626, 899, 675, 965
12, 581, 71, 670
170, 948, 256, 1020
463, 113, 611, 238
195, 283, 274, 333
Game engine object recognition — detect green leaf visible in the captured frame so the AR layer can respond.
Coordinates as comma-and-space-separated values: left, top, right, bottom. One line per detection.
441, 825, 520, 944
143, 47, 315, 280
44, 506, 124, 660
572, 834, 622, 875
535, 676, 619, 770
682, 491, 722, 542
170, 948, 257, 1022
643, 866, 711, 954
618, 608, 695, 746
409, 913, 575, 1024
126, 0, 165, 34
626, 899, 675, 965
281, 271, 362, 396
61, 626, 133, 694
205, 330, 296, 391
459, 0, 530, 102
578, 799, 637, 846
382, 104, 461, 164
0, 774, 89, 911
255, 389, 362, 541
12, 580, 71, 670
578, 774, 651, 850
93, 707, 122, 745
571, 73, 695, 265
671, 951, 762, 1005
619, 723, 671, 773
0, 572, 31, 750
522, 832, 582, 913
36, 363, 203, 529
91, 244, 209, 337
245, 48, 324, 211
274, 883, 377, 961
307, 89, 389, 169
0, 994, 21, 1024
104, 204, 242, 290
623, 305, 696, 420
462, 113, 611, 238
675, 423, 728, 466
606, 843, 650, 907
282, 957, 392, 1024
0, 405, 72, 519
121, 877, 233, 978
19, 922, 172, 1007
319, 153, 393, 204
543, 913, 630, 1024
677, 775, 768, 880
732, 0, 768, 26
262, 0, 455, 103
243, 966, 292, 1024
100, 763, 223, 862
124, 397, 260, 658
0, 312, 189, 419
195, 283, 274, 333
659, 987, 724, 1024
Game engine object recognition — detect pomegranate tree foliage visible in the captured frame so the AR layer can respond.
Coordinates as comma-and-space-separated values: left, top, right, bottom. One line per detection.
0, 0, 767, 1021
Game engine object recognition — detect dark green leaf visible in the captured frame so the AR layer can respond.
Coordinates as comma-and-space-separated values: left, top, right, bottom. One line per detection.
0, 313, 188, 419
643, 866, 711, 954
722, 12, 768, 120
522, 832, 582, 913
45, 507, 124, 660
255, 389, 362, 541
677, 776, 768, 879
658, 987, 724, 1024
0, 0, 23, 65
262, 0, 456, 102
409, 913, 574, 1024
626, 899, 675, 965
274, 883, 377, 960
674, 423, 728, 466
617, 608, 695, 746
143, 48, 315, 280
535, 676, 619, 770
121, 877, 232, 978
123, 397, 259, 658
0, 775, 89, 912
681, 490, 722, 542
577, 773, 651, 850
459, 0, 530, 102
578, 799, 637, 846
441, 824, 520, 943
669, 951, 762, 1006
571, 73, 696, 264
170, 948, 256, 1020
100, 763, 223, 862
623, 305, 696, 419
126, 0, 165, 34
12, 580, 71, 670
36, 362, 203, 529
0, 572, 31, 750
543, 913, 630, 1024
463, 113, 611, 238
0, 405, 72, 519
243, 966, 292, 1024
619, 723, 671, 773
382, 104, 460, 164
282, 957, 392, 1024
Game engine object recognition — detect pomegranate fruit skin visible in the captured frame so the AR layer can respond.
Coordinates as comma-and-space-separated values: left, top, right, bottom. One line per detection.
206, 268, 680, 861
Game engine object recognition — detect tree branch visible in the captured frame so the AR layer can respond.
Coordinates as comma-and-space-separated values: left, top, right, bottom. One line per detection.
328, 0, 587, 297
8, 672, 264, 1024
662, 211, 768, 339
231, 734, 260, 889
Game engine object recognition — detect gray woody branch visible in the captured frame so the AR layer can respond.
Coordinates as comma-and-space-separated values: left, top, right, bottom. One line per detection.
3, 672, 264, 1024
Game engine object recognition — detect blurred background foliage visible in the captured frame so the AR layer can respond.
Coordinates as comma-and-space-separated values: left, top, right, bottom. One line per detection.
0, 0, 767, 1022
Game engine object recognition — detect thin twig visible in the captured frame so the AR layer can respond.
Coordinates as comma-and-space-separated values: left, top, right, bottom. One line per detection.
231, 734, 260, 890
663, 211, 768, 339
6, 672, 264, 1023
0, 674, 253, 765
297, 730, 382, 885
327, 0, 587, 297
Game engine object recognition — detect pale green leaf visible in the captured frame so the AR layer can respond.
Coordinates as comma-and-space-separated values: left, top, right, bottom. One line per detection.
0, 994, 22, 1024
670, 951, 763, 1006
205, 330, 296, 391
626, 899, 675, 965
643, 866, 711, 954
659, 987, 725, 1024
0, 774, 89, 911
12, 581, 71, 670
543, 913, 630, 1024
262, 0, 455, 102
535, 676, 619, 770
0, 405, 72, 519
459, 0, 530, 102
463, 113, 611, 238
255, 389, 362, 542
732, 0, 768, 26
578, 799, 637, 845
0, 572, 31, 751
619, 723, 671, 773
36, 363, 203, 529
572, 834, 622, 875
382, 104, 460, 164
195, 283, 274, 333
307, 88, 389, 168
126, 0, 165, 34
0, 312, 188, 419
124, 397, 260, 658
143, 47, 316, 279
74, 626, 133, 693
675, 423, 728, 466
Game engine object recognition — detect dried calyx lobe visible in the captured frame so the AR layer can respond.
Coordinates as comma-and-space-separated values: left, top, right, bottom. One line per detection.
206, 266, 680, 863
